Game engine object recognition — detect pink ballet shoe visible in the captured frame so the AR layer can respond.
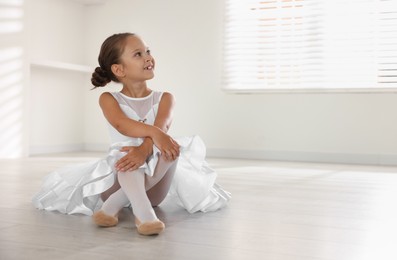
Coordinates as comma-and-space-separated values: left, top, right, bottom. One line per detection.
92, 210, 118, 227
135, 217, 165, 236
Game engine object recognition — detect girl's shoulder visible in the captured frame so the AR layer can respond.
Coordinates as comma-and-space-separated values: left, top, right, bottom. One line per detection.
158, 91, 174, 100
99, 91, 113, 100
99, 91, 119, 106
99, 91, 117, 98
157, 91, 176, 107
102, 91, 128, 100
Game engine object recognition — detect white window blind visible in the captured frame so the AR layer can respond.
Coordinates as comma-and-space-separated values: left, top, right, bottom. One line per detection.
223, 0, 397, 92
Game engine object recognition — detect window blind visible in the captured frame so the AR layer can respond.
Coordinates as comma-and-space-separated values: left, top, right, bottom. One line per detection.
223, 0, 397, 92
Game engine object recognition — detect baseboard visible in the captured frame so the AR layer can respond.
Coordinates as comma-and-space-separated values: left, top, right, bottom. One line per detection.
30, 143, 112, 154
29, 143, 397, 166
29, 144, 85, 155
84, 143, 109, 152
206, 148, 397, 166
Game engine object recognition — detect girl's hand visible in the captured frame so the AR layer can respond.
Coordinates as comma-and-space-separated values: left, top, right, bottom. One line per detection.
152, 128, 180, 161
115, 146, 147, 172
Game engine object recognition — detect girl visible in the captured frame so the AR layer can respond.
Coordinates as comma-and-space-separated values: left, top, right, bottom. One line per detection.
33, 33, 230, 236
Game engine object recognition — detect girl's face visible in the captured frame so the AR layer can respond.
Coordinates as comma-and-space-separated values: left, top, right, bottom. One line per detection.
118, 35, 155, 83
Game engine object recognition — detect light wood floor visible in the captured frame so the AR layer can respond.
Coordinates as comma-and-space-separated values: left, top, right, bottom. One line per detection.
1, 152, 397, 260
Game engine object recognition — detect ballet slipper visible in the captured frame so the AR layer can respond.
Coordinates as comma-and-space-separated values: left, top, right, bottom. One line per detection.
92, 210, 118, 227
135, 217, 165, 236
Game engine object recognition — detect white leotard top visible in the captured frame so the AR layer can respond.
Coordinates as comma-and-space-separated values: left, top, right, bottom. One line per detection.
107, 91, 163, 144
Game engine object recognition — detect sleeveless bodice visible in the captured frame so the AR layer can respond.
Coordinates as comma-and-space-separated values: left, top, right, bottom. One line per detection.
107, 91, 163, 144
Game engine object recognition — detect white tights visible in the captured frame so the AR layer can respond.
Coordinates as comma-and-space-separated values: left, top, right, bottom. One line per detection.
100, 157, 178, 222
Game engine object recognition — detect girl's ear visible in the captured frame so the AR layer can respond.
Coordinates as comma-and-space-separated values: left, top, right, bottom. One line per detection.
111, 64, 125, 78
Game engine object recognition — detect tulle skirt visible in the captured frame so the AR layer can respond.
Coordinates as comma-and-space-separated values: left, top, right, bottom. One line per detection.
32, 136, 231, 215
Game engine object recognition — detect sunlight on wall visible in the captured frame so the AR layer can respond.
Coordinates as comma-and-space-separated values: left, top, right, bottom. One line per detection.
0, 0, 25, 158
0, 5, 23, 33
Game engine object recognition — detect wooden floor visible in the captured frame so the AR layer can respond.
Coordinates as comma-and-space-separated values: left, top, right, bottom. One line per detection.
1, 152, 397, 260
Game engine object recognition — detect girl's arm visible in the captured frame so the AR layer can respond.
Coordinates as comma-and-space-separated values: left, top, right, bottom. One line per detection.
154, 92, 176, 133
116, 92, 179, 171
139, 92, 176, 156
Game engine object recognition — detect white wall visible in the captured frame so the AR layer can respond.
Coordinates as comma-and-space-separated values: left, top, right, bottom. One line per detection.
24, 0, 397, 165
28, 0, 89, 154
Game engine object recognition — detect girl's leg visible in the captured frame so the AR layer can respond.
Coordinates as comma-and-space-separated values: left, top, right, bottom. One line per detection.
117, 169, 166, 235
145, 157, 178, 207
100, 156, 177, 200
93, 174, 125, 227
100, 188, 129, 217
100, 175, 121, 202
117, 169, 158, 222
94, 157, 178, 226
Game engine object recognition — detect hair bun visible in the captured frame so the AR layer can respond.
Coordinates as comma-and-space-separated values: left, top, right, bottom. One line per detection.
91, 66, 111, 87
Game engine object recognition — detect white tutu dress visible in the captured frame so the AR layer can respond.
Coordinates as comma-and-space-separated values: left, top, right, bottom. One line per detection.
32, 91, 231, 216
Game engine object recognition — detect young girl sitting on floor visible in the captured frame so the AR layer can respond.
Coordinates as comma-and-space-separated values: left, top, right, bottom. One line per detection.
33, 33, 230, 236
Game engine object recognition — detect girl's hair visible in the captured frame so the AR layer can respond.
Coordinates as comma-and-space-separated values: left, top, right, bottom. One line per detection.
91, 32, 135, 88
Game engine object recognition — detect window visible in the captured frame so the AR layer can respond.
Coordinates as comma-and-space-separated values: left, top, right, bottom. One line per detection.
223, 0, 397, 92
